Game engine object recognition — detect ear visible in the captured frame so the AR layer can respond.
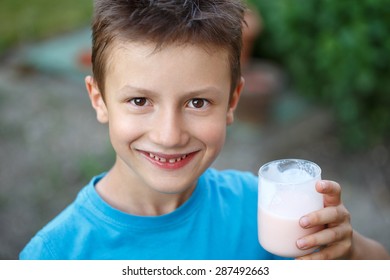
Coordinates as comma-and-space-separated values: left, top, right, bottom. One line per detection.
226, 77, 245, 125
85, 76, 109, 123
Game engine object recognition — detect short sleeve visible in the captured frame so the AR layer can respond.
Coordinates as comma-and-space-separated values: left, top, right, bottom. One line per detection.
19, 235, 56, 260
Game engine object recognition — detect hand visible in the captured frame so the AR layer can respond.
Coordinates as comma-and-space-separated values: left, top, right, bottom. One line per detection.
295, 180, 353, 260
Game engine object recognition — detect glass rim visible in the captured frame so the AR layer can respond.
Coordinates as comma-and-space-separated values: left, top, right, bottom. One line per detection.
258, 158, 322, 184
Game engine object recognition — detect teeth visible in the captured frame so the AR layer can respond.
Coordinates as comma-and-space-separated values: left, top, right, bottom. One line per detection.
159, 157, 166, 163
149, 153, 188, 163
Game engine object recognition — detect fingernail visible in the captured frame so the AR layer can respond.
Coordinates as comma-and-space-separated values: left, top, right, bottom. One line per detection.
300, 216, 310, 228
297, 239, 308, 249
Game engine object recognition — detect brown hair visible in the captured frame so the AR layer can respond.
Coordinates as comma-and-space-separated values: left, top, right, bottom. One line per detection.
91, 0, 246, 95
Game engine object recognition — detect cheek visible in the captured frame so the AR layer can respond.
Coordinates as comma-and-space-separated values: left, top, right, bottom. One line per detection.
108, 115, 141, 147
192, 118, 227, 149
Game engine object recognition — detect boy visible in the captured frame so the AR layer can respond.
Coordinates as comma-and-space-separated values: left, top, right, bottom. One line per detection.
20, 0, 389, 260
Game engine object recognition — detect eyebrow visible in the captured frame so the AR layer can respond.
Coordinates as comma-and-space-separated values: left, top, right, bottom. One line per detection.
117, 85, 157, 97
117, 84, 224, 98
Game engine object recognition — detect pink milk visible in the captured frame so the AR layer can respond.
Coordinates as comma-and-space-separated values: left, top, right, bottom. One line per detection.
258, 205, 323, 257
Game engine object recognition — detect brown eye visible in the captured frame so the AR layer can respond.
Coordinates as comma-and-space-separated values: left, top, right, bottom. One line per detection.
188, 98, 209, 109
131, 98, 148, 106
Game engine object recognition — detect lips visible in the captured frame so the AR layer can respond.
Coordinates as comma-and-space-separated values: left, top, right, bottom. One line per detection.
139, 150, 197, 169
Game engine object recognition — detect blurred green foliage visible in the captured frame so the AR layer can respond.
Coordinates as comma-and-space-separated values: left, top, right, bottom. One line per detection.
0, 0, 92, 54
250, 0, 390, 150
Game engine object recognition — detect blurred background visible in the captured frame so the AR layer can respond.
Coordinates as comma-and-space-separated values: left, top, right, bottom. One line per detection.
0, 0, 389, 259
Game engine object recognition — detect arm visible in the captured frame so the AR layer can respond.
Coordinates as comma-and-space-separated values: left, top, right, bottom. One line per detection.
349, 230, 390, 260
295, 180, 390, 260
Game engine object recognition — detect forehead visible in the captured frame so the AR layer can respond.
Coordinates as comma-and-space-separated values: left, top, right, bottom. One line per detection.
104, 39, 232, 93
106, 38, 230, 70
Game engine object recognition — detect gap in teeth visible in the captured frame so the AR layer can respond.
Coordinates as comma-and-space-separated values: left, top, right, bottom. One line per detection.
149, 153, 187, 163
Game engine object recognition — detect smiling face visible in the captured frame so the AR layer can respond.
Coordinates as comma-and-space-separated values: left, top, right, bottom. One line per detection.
86, 41, 243, 199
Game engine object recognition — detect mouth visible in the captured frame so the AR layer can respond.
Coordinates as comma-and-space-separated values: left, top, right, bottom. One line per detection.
148, 153, 188, 163
139, 150, 198, 169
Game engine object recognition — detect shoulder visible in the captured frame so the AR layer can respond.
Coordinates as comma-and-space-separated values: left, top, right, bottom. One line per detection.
19, 204, 79, 259
201, 168, 258, 198
19, 174, 104, 259
202, 168, 257, 189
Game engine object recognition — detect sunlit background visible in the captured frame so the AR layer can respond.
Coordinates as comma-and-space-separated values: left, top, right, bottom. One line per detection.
0, 0, 389, 259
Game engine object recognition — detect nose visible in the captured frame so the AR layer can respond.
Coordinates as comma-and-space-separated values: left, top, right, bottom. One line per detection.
149, 107, 190, 148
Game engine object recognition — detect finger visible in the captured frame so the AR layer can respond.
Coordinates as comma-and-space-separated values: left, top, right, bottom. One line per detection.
296, 223, 352, 251
316, 180, 342, 207
296, 243, 349, 260
300, 205, 350, 228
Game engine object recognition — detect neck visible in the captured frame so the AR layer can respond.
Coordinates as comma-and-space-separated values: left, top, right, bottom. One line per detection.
95, 165, 195, 216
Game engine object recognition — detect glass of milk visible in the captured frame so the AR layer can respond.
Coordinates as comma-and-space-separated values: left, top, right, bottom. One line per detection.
258, 159, 323, 257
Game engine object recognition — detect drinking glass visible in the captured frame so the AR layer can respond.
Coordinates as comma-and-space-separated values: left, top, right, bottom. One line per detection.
258, 159, 323, 257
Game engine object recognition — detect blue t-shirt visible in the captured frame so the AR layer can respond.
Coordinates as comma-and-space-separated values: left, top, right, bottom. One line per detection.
20, 168, 281, 260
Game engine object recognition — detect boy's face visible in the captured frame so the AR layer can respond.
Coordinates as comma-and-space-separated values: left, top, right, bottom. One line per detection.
86, 41, 243, 196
